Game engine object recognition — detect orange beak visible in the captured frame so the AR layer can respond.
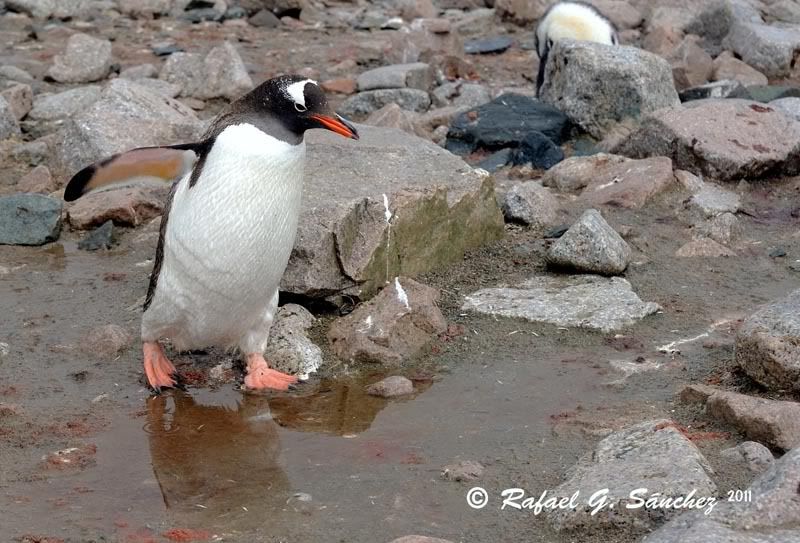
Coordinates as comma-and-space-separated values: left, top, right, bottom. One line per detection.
310, 113, 359, 140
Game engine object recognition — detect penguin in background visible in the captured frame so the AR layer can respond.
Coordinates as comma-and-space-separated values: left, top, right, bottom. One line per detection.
534, 1, 619, 96
64, 75, 359, 392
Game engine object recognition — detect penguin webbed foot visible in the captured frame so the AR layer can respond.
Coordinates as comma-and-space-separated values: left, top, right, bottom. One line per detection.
243, 353, 299, 392
143, 341, 179, 392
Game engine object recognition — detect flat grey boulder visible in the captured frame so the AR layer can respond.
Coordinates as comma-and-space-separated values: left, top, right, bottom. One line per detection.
736, 289, 800, 393
357, 63, 433, 91
160, 41, 253, 100
0, 194, 62, 246
548, 419, 716, 532
547, 209, 631, 275
47, 33, 112, 84
722, 20, 800, 78
462, 275, 660, 332
338, 88, 432, 119
615, 99, 800, 181
689, 182, 741, 217
28, 86, 102, 122
56, 79, 205, 177
282, 125, 505, 299
539, 40, 679, 139
644, 445, 800, 543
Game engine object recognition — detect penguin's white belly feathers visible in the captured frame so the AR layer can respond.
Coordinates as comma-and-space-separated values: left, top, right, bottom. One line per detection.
142, 123, 306, 352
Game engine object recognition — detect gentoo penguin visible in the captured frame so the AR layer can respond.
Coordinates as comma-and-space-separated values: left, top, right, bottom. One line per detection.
64, 75, 359, 392
534, 1, 619, 95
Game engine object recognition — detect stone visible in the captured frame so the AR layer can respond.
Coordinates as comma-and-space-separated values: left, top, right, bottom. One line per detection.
364, 103, 417, 134
328, 277, 447, 364
445, 94, 570, 155
501, 181, 559, 228
541, 153, 628, 192
357, 63, 433, 91
47, 33, 113, 84
547, 209, 631, 275
645, 0, 738, 56
388, 537, 453, 543
547, 419, 716, 532
249, 8, 281, 27
282, 126, 504, 299
771, 97, 800, 124
575, 156, 676, 209
28, 86, 102, 122
615, 99, 800, 181
385, 24, 464, 65
366, 375, 414, 397
511, 131, 564, 170
464, 36, 513, 55
592, 0, 643, 30
675, 238, 736, 257
151, 41, 183, 56
396, 0, 437, 20
182, 7, 224, 22
766, 0, 800, 24
645, 445, 800, 543
678, 80, 746, 102
160, 41, 253, 100
16, 165, 56, 194
321, 78, 357, 95
264, 304, 323, 380
118, 64, 158, 80
670, 35, 713, 91
431, 82, 490, 110
118, 0, 173, 18
66, 186, 166, 230
0, 194, 62, 246
78, 220, 116, 251
643, 24, 684, 58
0, 83, 32, 120
720, 441, 774, 477
712, 51, 768, 87
722, 20, 800, 78
699, 212, 742, 246
494, 0, 549, 25
12, 139, 50, 166
539, 40, 680, 139
0, 95, 20, 140
707, 391, 800, 451
450, 8, 496, 36
689, 183, 741, 217
57, 79, 204, 178
462, 275, 661, 333
338, 89, 432, 118
126, 78, 182, 99
476, 149, 513, 173
674, 169, 705, 192
441, 460, 484, 482
730, 85, 800, 103
736, 289, 800, 393
0, 65, 34, 83
81, 324, 132, 358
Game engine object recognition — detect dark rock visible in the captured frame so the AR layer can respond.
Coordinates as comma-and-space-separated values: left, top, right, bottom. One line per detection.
476, 148, 512, 172
445, 94, 570, 155
728, 85, 800, 103
366, 375, 414, 397
464, 36, 513, 54
679, 80, 746, 102
511, 131, 564, 169
338, 89, 432, 118
151, 41, 184, 56
249, 8, 280, 27
78, 220, 116, 251
0, 194, 62, 246
224, 6, 247, 19
769, 247, 787, 258
182, 7, 224, 22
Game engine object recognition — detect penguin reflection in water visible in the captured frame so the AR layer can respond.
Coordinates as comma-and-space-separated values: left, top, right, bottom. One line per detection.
64, 76, 359, 392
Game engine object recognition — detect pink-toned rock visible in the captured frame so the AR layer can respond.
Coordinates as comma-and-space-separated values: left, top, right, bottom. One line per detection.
575, 156, 677, 209
397, 0, 437, 21
593, 0, 643, 30
328, 277, 447, 364
81, 324, 133, 358
642, 24, 684, 57
670, 35, 713, 90
67, 186, 166, 229
495, 0, 549, 24
366, 375, 414, 397
542, 153, 629, 192
675, 238, 736, 257
712, 51, 769, 86
16, 165, 57, 194
321, 78, 357, 95
0, 83, 32, 120
365, 103, 418, 134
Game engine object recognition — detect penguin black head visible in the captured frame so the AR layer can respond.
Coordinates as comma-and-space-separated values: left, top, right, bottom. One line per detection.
242, 75, 359, 142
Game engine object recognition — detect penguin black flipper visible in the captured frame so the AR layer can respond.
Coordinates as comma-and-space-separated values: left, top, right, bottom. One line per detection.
63, 142, 209, 202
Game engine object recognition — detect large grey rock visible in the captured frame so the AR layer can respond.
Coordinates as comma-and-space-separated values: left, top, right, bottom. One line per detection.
6, 0, 105, 19
644, 445, 800, 543
28, 86, 102, 121
57, 79, 204, 177
645, 0, 738, 56
736, 289, 800, 393
47, 33, 112, 84
766, 0, 800, 24
548, 419, 716, 532
708, 391, 800, 452
160, 41, 253, 100
0, 194, 62, 246
338, 89, 432, 118
547, 209, 631, 275
357, 63, 433, 91
720, 442, 775, 478
722, 20, 800, 78
501, 181, 559, 228
118, 0, 173, 17
539, 40, 680, 139
462, 275, 661, 333
0, 96, 20, 140
328, 277, 447, 364
264, 304, 322, 380
689, 183, 741, 217
282, 125, 505, 299
615, 99, 800, 181
431, 82, 491, 109
771, 97, 800, 123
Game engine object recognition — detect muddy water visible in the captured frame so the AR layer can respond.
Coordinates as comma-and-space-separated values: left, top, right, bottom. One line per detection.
2, 182, 800, 542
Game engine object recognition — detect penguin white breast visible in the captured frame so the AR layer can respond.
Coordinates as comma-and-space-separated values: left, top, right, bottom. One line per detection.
146, 123, 306, 349
537, 2, 615, 57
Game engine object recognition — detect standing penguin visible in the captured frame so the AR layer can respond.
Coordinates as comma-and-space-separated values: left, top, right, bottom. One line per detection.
534, 1, 619, 95
64, 75, 359, 392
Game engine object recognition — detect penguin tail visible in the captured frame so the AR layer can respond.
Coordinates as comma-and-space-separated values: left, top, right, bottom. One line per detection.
63, 142, 206, 202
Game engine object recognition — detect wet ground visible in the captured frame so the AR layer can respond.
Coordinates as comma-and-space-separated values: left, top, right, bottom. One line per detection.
2, 177, 800, 543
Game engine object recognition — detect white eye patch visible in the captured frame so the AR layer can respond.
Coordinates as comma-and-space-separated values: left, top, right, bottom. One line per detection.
285, 78, 317, 108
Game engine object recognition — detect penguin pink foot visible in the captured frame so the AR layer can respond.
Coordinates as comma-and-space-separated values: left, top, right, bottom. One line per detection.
244, 353, 298, 391
143, 341, 177, 391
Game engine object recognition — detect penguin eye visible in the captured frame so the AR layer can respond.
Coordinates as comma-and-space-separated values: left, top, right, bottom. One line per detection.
294, 102, 307, 113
